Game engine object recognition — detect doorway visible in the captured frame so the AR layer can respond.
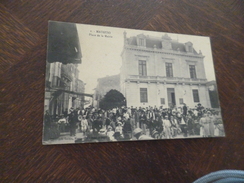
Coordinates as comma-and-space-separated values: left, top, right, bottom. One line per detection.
167, 88, 176, 107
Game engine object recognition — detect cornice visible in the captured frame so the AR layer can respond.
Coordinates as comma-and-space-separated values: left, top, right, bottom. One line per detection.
124, 46, 204, 59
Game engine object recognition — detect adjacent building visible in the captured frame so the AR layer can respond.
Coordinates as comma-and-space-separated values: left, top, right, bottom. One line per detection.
44, 63, 86, 116
206, 80, 220, 108
94, 74, 120, 108
120, 32, 212, 108
44, 21, 90, 116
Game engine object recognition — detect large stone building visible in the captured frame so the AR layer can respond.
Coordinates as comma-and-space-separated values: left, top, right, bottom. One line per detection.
120, 32, 212, 108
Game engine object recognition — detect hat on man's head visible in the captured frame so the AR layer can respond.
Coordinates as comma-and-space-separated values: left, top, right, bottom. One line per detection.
133, 128, 142, 136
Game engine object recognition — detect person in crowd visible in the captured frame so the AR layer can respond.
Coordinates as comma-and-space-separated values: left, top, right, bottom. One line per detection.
133, 128, 153, 140
179, 113, 188, 137
44, 110, 52, 129
109, 114, 116, 131
213, 112, 225, 136
86, 112, 93, 132
134, 108, 140, 128
106, 126, 115, 141
68, 107, 77, 137
183, 103, 188, 116
186, 113, 195, 135
199, 112, 211, 137
80, 115, 88, 137
127, 107, 132, 117
43, 110, 52, 140
57, 114, 66, 133
130, 111, 136, 131
162, 114, 172, 139
92, 116, 103, 136
208, 111, 215, 137
147, 107, 155, 136
153, 110, 164, 138
105, 113, 112, 129
114, 122, 124, 140
139, 110, 147, 134
76, 107, 83, 131
116, 116, 123, 126
123, 117, 132, 140
170, 115, 178, 137
63, 108, 68, 118
123, 110, 130, 121
161, 108, 167, 119
197, 103, 204, 119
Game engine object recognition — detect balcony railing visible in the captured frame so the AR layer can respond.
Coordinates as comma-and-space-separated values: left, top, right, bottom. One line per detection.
127, 75, 207, 83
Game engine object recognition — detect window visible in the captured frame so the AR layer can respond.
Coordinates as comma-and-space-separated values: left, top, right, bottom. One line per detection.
179, 98, 184, 104
139, 60, 147, 76
166, 63, 173, 77
161, 98, 165, 105
188, 45, 193, 52
192, 89, 200, 103
189, 65, 197, 79
139, 38, 144, 46
140, 88, 148, 103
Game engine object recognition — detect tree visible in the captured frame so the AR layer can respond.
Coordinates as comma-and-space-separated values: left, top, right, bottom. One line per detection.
99, 89, 126, 110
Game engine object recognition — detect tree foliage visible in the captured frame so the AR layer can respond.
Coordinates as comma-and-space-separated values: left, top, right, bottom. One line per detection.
99, 89, 126, 110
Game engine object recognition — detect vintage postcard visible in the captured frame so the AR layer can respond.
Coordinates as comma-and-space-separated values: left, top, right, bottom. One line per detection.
43, 21, 225, 145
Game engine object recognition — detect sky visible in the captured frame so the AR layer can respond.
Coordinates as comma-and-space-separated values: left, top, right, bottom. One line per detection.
76, 24, 216, 95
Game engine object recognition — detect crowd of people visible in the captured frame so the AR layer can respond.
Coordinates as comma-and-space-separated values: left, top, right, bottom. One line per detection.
43, 103, 225, 142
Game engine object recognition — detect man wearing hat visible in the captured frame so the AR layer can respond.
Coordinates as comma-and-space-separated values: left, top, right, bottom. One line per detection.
133, 128, 153, 140
139, 110, 147, 134
92, 116, 103, 136
183, 103, 188, 116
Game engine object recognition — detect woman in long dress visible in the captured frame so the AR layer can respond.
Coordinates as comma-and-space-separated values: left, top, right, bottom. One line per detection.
80, 116, 88, 136
200, 113, 211, 137
163, 115, 172, 139
208, 111, 215, 137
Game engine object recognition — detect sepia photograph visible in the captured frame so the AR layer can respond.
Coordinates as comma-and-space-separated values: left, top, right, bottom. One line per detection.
43, 21, 225, 145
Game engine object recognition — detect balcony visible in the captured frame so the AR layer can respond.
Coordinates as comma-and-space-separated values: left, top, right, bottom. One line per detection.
61, 65, 73, 82
126, 75, 207, 84
51, 76, 62, 88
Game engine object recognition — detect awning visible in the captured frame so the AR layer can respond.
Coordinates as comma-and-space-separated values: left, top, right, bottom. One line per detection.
47, 88, 93, 98
58, 89, 93, 98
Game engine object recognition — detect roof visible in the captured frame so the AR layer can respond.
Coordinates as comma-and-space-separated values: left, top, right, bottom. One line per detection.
126, 34, 198, 54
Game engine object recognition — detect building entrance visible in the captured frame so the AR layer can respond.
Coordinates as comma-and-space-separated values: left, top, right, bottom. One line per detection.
167, 88, 176, 107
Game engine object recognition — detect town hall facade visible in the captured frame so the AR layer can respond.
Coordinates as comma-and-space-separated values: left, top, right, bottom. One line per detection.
120, 32, 211, 108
